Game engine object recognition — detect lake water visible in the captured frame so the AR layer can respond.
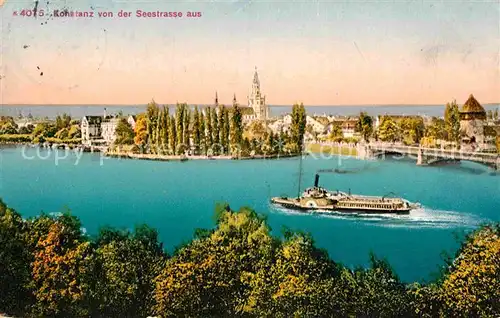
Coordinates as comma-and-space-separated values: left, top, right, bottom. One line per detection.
1, 146, 499, 282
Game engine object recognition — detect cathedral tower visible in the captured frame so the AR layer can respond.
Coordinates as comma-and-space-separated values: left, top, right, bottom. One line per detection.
248, 67, 268, 120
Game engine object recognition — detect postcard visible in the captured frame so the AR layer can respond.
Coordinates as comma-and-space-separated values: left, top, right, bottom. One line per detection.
0, 0, 499, 317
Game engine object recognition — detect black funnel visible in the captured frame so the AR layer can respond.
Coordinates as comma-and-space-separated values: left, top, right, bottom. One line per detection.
314, 174, 319, 187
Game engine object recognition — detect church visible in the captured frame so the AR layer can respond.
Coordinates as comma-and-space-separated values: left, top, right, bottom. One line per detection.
216, 67, 269, 123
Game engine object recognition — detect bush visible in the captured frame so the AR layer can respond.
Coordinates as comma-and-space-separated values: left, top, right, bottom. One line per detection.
0, 134, 32, 143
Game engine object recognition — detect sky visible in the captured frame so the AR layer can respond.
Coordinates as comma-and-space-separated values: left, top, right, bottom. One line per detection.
0, 0, 499, 106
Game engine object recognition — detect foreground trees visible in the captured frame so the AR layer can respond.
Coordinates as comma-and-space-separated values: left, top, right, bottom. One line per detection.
0, 199, 498, 317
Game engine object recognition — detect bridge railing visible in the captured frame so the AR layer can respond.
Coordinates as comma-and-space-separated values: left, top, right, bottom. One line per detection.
367, 143, 498, 161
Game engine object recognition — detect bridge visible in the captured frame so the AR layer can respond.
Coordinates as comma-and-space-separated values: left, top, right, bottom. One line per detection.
356, 143, 500, 170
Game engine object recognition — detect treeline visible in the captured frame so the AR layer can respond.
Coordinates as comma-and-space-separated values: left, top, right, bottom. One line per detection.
1, 199, 499, 317
115, 101, 307, 156
0, 114, 81, 144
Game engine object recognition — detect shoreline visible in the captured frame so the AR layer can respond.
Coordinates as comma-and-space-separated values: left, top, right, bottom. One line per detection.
105, 151, 301, 161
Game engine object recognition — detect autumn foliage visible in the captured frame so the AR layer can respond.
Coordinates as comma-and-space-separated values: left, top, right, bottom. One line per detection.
0, 199, 499, 317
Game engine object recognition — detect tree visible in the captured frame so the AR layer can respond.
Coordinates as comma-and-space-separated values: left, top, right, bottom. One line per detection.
494, 109, 499, 120
377, 116, 401, 142
328, 123, 343, 140
0, 200, 32, 316
134, 116, 148, 149
183, 105, 191, 151
115, 118, 134, 145
55, 113, 71, 130
444, 101, 460, 143
356, 112, 374, 142
29, 217, 95, 317
192, 107, 201, 154
212, 107, 220, 152
218, 106, 227, 154
425, 117, 446, 141
68, 125, 81, 139
223, 107, 230, 153
153, 206, 275, 317
230, 104, 243, 154
162, 106, 170, 150
94, 225, 166, 318
400, 117, 425, 145
199, 110, 206, 155
439, 225, 500, 316
290, 103, 307, 153
146, 101, 160, 147
206, 107, 213, 151
168, 116, 177, 154
175, 103, 186, 154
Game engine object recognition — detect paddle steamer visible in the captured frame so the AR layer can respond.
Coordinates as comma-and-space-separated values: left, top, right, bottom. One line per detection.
271, 174, 418, 215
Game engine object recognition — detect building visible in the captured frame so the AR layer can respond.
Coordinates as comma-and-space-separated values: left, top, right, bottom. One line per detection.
81, 116, 104, 146
101, 117, 120, 144
341, 119, 358, 138
247, 67, 269, 121
459, 94, 486, 145
81, 109, 121, 146
127, 115, 137, 130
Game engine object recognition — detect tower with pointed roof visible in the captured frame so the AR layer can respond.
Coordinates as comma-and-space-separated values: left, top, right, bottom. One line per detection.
459, 94, 486, 145
247, 67, 268, 120
214, 91, 219, 107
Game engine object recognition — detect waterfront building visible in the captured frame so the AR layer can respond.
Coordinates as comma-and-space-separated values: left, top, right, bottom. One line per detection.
101, 117, 120, 144
81, 116, 103, 146
459, 94, 486, 145
341, 119, 358, 138
81, 109, 121, 146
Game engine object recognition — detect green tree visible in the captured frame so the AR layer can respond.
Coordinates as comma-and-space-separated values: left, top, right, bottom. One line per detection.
168, 116, 177, 154
55, 113, 71, 130
153, 206, 274, 317
212, 107, 220, 152
94, 225, 166, 318
223, 108, 230, 154
328, 123, 343, 140
218, 106, 226, 153
199, 110, 206, 155
192, 107, 201, 154
183, 105, 191, 151
356, 112, 374, 142
425, 117, 446, 141
0, 200, 32, 316
439, 225, 500, 316
230, 104, 243, 155
114, 118, 134, 145
206, 107, 213, 151
444, 101, 460, 143
146, 100, 160, 147
377, 116, 401, 142
175, 103, 186, 154
290, 103, 307, 153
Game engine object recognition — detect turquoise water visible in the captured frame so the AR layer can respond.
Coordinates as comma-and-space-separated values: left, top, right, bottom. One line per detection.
1, 146, 499, 282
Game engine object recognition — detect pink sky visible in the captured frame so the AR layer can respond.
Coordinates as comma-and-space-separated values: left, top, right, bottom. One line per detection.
1, 1, 499, 106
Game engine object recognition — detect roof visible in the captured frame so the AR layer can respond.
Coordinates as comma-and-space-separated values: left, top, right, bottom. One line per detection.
461, 94, 485, 114
83, 116, 103, 124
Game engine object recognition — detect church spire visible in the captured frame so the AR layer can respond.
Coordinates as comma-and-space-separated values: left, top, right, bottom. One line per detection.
253, 66, 259, 86
233, 93, 237, 105
215, 91, 219, 106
